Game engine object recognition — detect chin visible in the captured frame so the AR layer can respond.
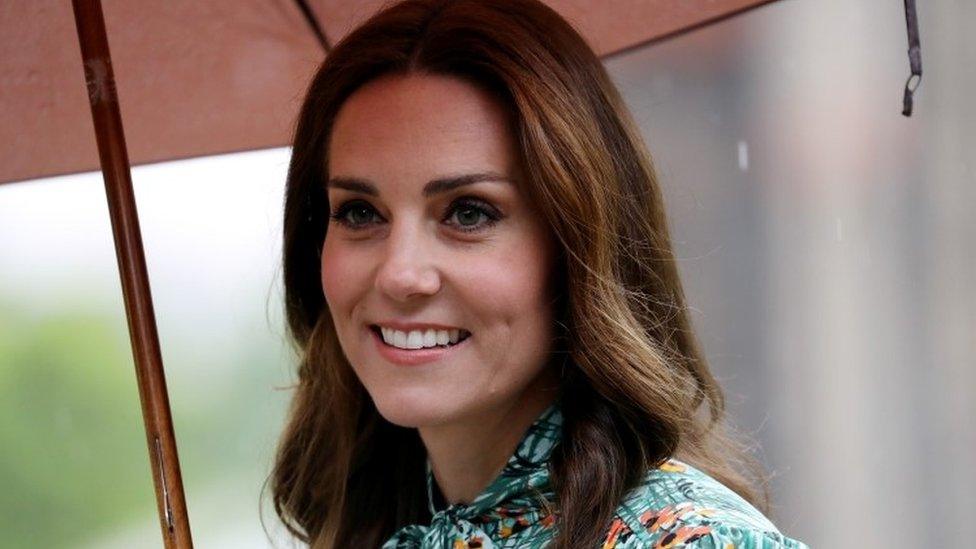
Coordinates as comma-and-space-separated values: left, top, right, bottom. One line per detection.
371, 389, 467, 429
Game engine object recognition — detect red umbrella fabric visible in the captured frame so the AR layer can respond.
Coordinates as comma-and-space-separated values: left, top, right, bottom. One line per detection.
0, 0, 776, 185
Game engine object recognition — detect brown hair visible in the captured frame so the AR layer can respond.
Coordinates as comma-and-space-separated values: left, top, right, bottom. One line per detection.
269, 0, 769, 547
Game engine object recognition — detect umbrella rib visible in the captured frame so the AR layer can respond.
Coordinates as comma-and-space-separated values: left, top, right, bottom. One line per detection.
294, 0, 331, 52
601, 0, 781, 61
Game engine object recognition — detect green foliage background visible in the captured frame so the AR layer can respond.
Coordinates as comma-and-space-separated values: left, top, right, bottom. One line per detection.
0, 297, 291, 548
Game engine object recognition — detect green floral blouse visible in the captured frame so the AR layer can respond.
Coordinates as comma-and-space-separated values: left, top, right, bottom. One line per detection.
382, 401, 808, 548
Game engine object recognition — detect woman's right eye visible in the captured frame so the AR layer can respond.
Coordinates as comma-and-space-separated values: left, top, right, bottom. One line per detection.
329, 200, 382, 229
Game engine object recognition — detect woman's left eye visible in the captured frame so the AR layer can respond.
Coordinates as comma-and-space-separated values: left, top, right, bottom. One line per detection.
444, 199, 501, 232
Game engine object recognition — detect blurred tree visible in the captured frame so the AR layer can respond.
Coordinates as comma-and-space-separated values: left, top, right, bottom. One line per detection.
0, 301, 156, 548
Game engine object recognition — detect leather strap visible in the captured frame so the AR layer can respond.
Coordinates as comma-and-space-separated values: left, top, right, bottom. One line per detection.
902, 0, 922, 117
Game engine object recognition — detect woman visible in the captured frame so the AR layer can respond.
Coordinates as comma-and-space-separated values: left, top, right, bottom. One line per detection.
270, 0, 808, 547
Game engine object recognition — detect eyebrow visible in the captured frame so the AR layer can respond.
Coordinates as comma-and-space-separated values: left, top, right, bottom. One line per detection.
325, 172, 512, 198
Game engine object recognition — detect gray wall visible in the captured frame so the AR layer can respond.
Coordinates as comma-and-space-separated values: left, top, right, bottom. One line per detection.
605, 1, 975, 546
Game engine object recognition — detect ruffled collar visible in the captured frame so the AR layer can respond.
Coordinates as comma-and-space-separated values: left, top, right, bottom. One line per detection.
382, 400, 563, 548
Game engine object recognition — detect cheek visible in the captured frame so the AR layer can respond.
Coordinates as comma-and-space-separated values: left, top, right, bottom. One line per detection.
320, 236, 339, 307
459, 231, 555, 337
320, 234, 363, 316
505, 228, 555, 312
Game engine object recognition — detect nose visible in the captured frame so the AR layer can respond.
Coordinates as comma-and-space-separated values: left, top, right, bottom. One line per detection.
374, 221, 442, 302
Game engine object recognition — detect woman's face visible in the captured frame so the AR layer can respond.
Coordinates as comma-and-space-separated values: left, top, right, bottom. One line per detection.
321, 73, 558, 428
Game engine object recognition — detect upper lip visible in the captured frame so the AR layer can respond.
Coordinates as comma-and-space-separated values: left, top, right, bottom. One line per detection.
369, 321, 468, 333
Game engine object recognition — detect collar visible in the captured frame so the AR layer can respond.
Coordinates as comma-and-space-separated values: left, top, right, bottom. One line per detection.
425, 399, 563, 516
383, 400, 563, 548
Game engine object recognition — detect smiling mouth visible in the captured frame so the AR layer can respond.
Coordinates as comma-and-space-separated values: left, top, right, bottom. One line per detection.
369, 325, 471, 350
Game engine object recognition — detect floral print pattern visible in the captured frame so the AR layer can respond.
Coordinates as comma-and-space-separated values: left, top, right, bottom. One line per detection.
382, 401, 808, 548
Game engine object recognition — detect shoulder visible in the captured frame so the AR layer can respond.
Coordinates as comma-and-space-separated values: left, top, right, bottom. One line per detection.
602, 458, 809, 548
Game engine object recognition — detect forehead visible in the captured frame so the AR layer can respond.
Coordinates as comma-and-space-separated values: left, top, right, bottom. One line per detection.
327, 73, 519, 181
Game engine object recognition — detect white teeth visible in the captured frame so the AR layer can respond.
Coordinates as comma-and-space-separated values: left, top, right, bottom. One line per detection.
406, 331, 424, 349
377, 326, 468, 350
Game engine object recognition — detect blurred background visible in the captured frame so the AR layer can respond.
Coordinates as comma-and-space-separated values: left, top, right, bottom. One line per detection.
1, 0, 973, 547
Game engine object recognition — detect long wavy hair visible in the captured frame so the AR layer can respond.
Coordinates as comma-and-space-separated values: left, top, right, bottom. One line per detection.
268, 0, 769, 547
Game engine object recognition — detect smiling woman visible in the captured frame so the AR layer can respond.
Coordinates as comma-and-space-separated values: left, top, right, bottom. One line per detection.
269, 0, 807, 548
321, 74, 559, 441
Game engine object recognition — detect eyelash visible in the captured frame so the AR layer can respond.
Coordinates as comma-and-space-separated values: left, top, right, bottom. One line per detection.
328, 197, 502, 233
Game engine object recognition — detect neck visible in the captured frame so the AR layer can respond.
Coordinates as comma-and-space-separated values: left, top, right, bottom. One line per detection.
419, 368, 560, 505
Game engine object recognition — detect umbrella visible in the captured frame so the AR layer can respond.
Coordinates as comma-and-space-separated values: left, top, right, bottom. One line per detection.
0, 0, 780, 185
3, 1, 790, 547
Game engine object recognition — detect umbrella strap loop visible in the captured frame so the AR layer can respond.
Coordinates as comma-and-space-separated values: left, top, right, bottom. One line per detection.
902, 0, 922, 117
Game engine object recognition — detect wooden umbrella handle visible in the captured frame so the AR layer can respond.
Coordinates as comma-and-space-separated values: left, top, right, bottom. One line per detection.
70, 0, 193, 547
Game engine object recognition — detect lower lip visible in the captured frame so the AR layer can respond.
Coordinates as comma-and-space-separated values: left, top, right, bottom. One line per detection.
369, 328, 470, 366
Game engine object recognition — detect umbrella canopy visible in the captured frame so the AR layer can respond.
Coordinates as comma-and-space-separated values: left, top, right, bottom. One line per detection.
0, 0, 776, 185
